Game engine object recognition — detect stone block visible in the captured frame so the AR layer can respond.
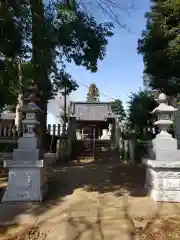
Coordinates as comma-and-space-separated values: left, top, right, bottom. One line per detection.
3, 159, 44, 168
149, 189, 180, 202
44, 153, 57, 164
144, 160, 180, 202
13, 149, 40, 162
158, 149, 179, 161
152, 137, 177, 150
148, 138, 179, 161
2, 166, 47, 202
151, 177, 180, 190
18, 136, 38, 149
148, 167, 180, 179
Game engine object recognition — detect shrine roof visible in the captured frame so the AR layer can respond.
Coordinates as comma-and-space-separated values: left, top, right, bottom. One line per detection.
69, 101, 117, 121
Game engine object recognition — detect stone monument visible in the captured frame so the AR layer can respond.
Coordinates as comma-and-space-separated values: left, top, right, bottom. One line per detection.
2, 83, 48, 202
144, 93, 180, 202
101, 129, 110, 140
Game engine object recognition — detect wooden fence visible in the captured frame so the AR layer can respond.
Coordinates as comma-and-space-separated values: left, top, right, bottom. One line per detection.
0, 124, 66, 139
0, 123, 150, 163
0, 124, 70, 161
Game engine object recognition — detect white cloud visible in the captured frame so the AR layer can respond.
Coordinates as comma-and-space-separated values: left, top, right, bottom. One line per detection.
47, 92, 75, 119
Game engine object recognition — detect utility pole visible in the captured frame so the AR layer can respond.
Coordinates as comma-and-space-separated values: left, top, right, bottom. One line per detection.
63, 83, 67, 135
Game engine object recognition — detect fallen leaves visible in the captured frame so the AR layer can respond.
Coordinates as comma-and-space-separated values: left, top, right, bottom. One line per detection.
132, 216, 180, 240
6, 226, 47, 240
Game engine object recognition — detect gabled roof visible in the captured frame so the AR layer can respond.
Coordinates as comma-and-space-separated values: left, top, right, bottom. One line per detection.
69, 101, 117, 121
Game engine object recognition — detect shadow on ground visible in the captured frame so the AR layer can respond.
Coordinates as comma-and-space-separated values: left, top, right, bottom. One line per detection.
1, 163, 180, 239
46, 163, 147, 201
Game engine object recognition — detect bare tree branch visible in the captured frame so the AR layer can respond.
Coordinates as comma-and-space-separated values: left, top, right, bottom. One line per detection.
78, 0, 136, 27
49, 0, 137, 28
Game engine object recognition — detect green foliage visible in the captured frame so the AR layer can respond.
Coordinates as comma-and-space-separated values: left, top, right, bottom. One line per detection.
0, 1, 31, 111
56, 4, 113, 72
54, 70, 79, 96
127, 90, 157, 136
36, 1, 114, 95
0, 0, 114, 111
134, 139, 148, 164
137, 0, 180, 96
0, 60, 19, 111
0, 1, 23, 58
111, 99, 126, 121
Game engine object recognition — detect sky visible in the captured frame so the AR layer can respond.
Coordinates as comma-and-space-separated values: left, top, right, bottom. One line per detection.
47, 0, 150, 124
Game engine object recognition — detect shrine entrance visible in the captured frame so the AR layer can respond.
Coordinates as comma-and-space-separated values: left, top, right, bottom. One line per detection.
68, 101, 117, 162
83, 125, 96, 139
83, 126, 95, 159
72, 120, 115, 161
76, 121, 109, 140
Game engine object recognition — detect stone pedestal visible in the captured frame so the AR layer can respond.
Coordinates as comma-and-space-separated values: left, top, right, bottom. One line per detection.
144, 160, 180, 202
44, 152, 57, 163
2, 160, 47, 202
148, 133, 179, 161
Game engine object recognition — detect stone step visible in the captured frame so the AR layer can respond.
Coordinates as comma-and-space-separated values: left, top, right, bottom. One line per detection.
0, 153, 13, 160
73, 151, 114, 157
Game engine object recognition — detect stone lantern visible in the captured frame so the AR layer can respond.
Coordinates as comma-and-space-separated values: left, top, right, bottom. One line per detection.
2, 82, 47, 202
144, 93, 180, 202
148, 93, 178, 161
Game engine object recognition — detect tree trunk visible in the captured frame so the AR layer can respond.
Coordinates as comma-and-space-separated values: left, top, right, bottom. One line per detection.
30, 0, 48, 148
15, 62, 23, 130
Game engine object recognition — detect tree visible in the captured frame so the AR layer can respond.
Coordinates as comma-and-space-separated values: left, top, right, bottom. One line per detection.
1, 0, 132, 115
0, 61, 18, 111
86, 83, 100, 101
0, 1, 30, 111
29, 0, 113, 140
55, 70, 79, 133
0, 1, 113, 131
137, 0, 180, 97
65, 0, 134, 28
111, 99, 126, 121
127, 90, 157, 137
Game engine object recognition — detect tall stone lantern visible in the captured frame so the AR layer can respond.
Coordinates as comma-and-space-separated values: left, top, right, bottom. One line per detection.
2, 82, 47, 202
144, 93, 180, 202
148, 93, 178, 161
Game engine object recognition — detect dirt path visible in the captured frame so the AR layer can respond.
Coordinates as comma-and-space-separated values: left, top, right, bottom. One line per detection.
1, 163, 180, 239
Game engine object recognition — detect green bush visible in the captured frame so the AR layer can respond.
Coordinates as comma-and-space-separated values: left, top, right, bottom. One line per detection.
134, 139, 148, 164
